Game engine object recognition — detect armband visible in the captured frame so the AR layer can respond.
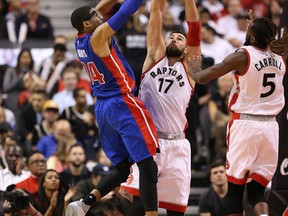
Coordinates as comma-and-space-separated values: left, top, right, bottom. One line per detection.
187, 20, 201, 46
108, 0, 143, 32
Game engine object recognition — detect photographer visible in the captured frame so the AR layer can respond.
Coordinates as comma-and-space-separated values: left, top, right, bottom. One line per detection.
2, 186, 41, 216
3, 200, 41, 216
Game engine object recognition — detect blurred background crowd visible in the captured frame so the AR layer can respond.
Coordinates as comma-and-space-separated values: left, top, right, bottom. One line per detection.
0, 0, 286, 215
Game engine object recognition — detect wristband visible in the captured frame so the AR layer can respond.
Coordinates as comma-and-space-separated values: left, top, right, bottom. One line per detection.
187, 20, 201, 46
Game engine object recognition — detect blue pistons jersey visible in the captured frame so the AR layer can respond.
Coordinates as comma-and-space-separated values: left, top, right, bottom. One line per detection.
74, 33, 158, 165
75, 33, 136, 98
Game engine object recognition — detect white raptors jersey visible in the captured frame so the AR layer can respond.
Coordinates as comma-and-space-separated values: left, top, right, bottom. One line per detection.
228, 46, 286, 116
139, 56, 193, 133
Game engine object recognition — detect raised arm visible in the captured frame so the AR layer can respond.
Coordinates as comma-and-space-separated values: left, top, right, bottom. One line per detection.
91, 0, 144, 56
189, 50, 248, 84
95, 0, 118, 15
142, 0, 166, 72
184, 0, 201, 67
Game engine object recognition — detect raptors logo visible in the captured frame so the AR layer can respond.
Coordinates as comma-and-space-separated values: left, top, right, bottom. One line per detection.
280, 158, 288, 176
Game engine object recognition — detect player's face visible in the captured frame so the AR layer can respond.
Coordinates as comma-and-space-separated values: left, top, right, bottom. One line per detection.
165, 33, 187, 58
87, 9, 104, 30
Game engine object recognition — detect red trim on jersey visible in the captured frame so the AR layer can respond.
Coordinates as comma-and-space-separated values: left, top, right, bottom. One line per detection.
282, 207, 288, 216
101, 48, 135, 94
159, 201, 187, 213
237, 48, 250, 76
227, 174, 247, 185
120, 185, 140, 196
249, 173, 270, 187
76, 33, 88, 38
228, 75, 239, 113
122, 94, 158, 153
119, 186, 187, 212
141, 55, 166, 79
181, 61, 195, 92
226, 119, 234, 151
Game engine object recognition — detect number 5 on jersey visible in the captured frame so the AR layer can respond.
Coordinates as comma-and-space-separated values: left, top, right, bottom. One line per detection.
81, 62, 105, 84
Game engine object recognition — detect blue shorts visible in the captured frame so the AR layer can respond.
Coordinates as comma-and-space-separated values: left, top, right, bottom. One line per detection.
95, 94, 158, 166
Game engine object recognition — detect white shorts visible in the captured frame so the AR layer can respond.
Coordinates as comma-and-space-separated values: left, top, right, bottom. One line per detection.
120, 138, 191, 212
226, 117, 278, 187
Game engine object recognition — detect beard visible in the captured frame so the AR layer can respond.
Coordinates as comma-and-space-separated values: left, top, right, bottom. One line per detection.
166, 44, 183, 57
71, 161, 84, 167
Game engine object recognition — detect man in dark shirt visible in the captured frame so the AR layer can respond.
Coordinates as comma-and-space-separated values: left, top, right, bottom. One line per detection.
199, 162, 227, 216
60, 144, 90, 192
15, 0, 54, 40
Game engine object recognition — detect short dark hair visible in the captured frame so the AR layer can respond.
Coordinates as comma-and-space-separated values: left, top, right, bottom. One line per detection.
26, 150, 44, 165
209, 161, 225, 176
68, 143, 84, 154
71, 6, 92, 33
53, 43, 67, 52
31, 89, 48, 98
73, 88, 85, 98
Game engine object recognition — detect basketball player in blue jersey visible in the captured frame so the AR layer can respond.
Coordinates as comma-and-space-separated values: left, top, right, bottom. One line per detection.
66, 0, 159, 216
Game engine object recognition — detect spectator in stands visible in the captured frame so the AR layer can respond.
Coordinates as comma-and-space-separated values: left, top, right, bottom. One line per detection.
208, 74, 233, 163
199, 161, 228, 216
199, 7, 225, 38
2, 48, 35, 115
38, 43, 67, 97
217, 0, 243, 41
201, 23, 235, 64
18, 71, 46, 108
46, 134, 70, 173
81, 106, 101, 161
201, 0, 225, 15
2, 187, 41, 216
16, 150, 47, 193
0, 0, 9, 39
57, 60, 92, 94
52, 66, 93, 113
60, 88, 92, 144
16, 89, 48, 154
0, 145, 30, 191
0, 135, 17, 169
36, 119, 76, 159
73, 163, 124, 216
15, 0, 54, 40
118, 15, 147, 96
32, 169, 76, 216
162, 5, 185, 39
5, 0, 25, 23
0, 91, 15, 129
268, 0, 283, 27
60, 144, 90, 192
53, 35, 75, 62
31, 100, 59, 148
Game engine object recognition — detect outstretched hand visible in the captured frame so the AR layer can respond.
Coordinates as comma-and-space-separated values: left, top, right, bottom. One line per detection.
188, 55, 202, 77
247, 9, 254, 26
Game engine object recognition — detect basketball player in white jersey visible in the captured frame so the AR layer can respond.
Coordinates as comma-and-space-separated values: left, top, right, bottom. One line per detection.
189, 14, 288, 216
120, 0, 201, 215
